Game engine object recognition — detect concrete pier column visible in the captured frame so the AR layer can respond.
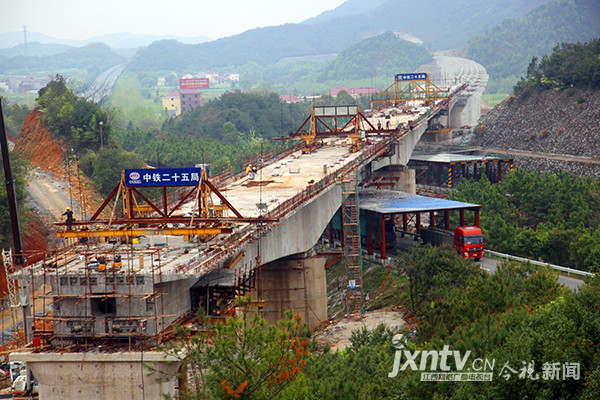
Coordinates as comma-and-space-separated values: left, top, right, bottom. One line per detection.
10, 351, 181, 400
397, 169, 415, 194
372, 167, 416, 194
257, 255, 327, 329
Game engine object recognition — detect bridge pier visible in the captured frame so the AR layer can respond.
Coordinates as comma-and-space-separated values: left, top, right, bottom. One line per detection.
11, 351, 181, 400
372, 166, 415, 194
255, 254, 327, 329
421, 130, 452, 143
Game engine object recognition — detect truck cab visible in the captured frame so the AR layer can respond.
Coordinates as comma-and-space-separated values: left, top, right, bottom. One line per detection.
454, 226, 484, 260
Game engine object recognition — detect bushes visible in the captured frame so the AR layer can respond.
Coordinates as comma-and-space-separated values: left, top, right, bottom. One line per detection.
514, 39, 600, 93
450, 169, 600, 271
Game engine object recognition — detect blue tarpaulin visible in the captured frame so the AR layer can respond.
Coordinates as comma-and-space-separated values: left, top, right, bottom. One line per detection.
359, 189, 480, 214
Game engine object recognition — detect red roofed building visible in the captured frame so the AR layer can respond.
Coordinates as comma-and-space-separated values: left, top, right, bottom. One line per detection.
325, 86, 380, 98
280, 94, 302, 103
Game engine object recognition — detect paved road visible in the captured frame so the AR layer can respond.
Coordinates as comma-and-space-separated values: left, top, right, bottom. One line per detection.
478, 256, 584, 291
377, 238, 585, 291
477, 147, 600, 165
24, 168, 79, 222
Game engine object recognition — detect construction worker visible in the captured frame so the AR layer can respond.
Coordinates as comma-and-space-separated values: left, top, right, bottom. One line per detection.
246, 164, 253, 177
62, 207, 74, 230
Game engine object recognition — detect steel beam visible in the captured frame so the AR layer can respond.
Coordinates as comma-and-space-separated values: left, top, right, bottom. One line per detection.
57, 227, 233, 238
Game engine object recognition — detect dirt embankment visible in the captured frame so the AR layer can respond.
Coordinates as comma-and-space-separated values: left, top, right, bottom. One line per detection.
14, 110, 66, 174
475, 87, 600, 177
13, 109, 102, 253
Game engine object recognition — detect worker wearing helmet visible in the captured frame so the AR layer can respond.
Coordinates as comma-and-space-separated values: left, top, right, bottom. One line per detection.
62, 207, 74, 231
246, 164, 255, 179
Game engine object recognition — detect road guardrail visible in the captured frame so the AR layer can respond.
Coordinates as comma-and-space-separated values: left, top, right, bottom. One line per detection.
485, 250, 595, 277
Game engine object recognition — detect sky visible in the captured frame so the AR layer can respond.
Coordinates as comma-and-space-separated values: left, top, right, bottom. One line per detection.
0, 0, 347, 41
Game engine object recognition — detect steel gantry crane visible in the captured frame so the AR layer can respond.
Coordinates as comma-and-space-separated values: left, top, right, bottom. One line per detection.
56, 167, 276, 241
371, 73, 450, 107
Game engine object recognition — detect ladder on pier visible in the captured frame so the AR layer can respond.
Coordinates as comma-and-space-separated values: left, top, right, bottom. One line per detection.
341, 166, 364, 317
2, 249, 20, 336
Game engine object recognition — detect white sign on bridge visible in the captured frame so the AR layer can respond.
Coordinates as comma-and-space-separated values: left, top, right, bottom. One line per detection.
396, 73, 428, 81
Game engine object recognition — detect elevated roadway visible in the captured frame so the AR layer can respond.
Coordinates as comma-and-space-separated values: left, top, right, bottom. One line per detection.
81, 63, 126, 103
417, 54, 488, 128
172, 90, 464, 278
21, 84, 468, 281
15, 87, 467, 337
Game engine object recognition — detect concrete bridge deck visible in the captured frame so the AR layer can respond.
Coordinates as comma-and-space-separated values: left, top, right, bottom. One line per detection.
16, 86, 468, 286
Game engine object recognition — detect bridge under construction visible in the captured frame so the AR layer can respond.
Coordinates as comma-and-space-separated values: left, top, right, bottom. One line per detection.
2, 72, 485, 399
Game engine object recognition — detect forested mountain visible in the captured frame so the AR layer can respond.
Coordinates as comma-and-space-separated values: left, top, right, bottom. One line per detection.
0, 42, 73, 58
0, 31, 211, 49
318, 32, 431, 81
0, 43, 125, 75
468, 0, 600, 80
127, 0, 549, 72
301, 0, 387, 25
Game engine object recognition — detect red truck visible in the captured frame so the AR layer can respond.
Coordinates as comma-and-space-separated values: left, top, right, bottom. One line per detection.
420, 226, 484, 260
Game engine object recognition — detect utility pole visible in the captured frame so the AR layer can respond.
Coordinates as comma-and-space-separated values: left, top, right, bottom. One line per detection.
23, 25, 28, 58
99, 121, 104, 148
0, 99, 25, 265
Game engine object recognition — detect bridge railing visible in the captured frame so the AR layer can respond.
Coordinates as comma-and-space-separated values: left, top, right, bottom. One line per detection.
172, 93, 472, 276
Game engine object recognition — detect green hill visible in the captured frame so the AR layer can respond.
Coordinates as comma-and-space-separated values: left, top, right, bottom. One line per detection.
0, 42, 73, 58
468, 0, 600, 80
318, 32, 431, 81
0, 43, 126, 76
127, 0, 548, 72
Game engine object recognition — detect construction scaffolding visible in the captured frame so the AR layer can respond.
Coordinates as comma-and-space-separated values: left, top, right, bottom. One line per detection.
11, 245, 168, 350
341, 166, 364, 317
1, 249, 20, 344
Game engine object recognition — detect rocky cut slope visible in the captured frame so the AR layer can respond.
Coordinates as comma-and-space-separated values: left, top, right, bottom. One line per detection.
476, 87, 600, 177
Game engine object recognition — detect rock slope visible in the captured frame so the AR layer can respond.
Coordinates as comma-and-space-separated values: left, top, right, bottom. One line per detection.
476, 87, 600, 177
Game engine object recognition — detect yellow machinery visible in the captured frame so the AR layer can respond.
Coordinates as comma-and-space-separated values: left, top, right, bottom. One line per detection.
57, 167, 275, 241
292, 105, 379, 154
372, 73, 449, 107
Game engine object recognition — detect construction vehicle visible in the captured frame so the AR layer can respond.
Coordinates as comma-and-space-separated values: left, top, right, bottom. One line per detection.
420, 226, 484, 260
10, 362, 38, 398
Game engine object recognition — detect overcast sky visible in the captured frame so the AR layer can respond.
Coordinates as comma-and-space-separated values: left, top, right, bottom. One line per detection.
0, 0, 347, 40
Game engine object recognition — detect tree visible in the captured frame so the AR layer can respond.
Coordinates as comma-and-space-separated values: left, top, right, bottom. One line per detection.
90, 147, 145, 196
160, 297, 311, 400
334, 90, 355, 106
36, 76, 110, 151
450, 169, 600, 270
0, 153, 28, 249
1, 98, 30, 136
